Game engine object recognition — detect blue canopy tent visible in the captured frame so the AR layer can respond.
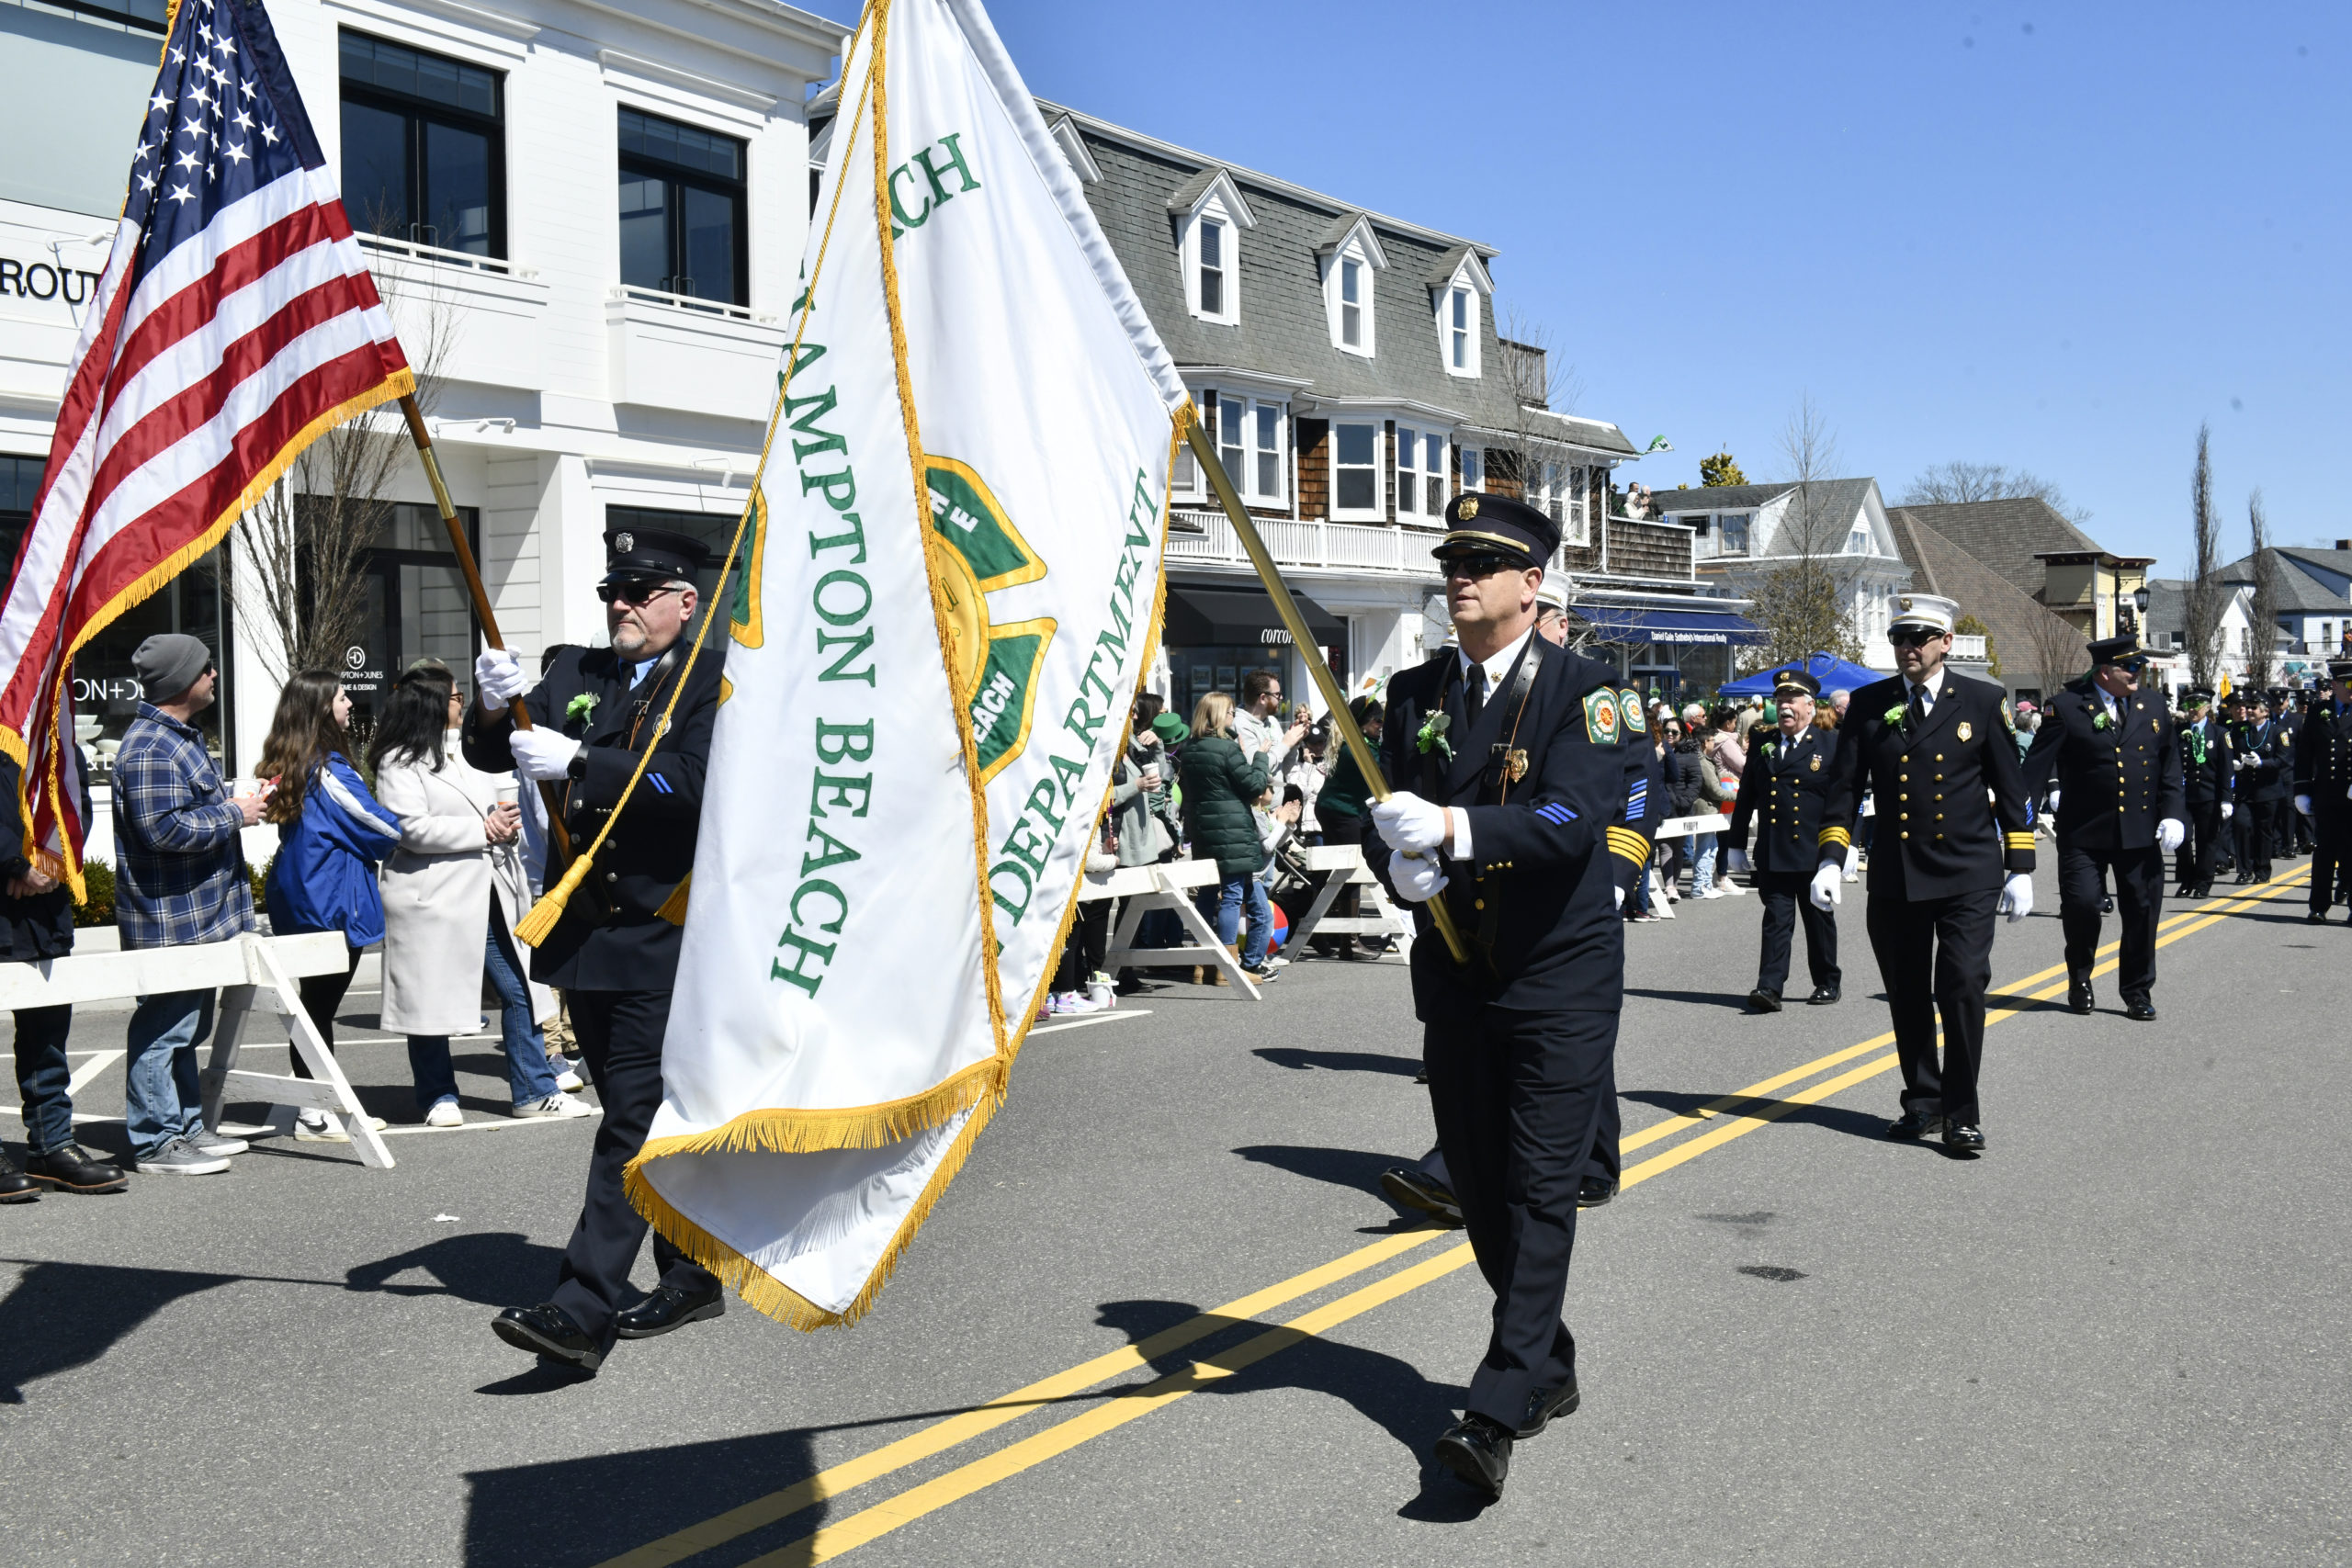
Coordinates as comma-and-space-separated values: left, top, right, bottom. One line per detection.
1718, 652, 1883, 698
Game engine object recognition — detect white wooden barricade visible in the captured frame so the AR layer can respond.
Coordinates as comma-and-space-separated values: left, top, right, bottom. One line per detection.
0, 931, 394, 1169
1283, 844, 1415, 958
1084, 857, 1261, 999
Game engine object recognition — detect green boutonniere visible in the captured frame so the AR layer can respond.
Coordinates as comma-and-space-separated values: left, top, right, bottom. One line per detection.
1416, 709, 1453, 761
2091, 709, 2111, 732
1882, 703, 1907, 729
566, 693, 599, 725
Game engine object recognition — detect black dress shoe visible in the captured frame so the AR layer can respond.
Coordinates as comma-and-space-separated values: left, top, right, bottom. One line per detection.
2311, 911, 2332, 925
1433, 1413, 1512, 1498
0, 1153, 38, 1204
1746, 988, 1782, 1013
616, 1281, 726, 1339
2100, 895, 2114, 914
1806, 985, 1840, 1005
492, 1303, 603, 1372
25, 1143, 129, 1194
2066, 976, 2094, 1015
2124, 998, 2158, 1021
1887, 1110, 1944, 1141
1942, 1123, 1986, 1153
1380, 1167, 1463, 1224
1577, 1176, 1616, 1209
1514, 1379, 1581, 1439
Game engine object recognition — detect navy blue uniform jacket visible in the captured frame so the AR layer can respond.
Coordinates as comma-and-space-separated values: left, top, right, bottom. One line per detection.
2020, 680, 2186, 852
1371, 638, 1648, 1018
1728, 722, 1837, 876
1820, 671, 2036, 899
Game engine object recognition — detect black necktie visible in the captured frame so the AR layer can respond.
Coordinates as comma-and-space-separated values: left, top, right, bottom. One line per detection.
1907, 683, 1928, 729
1464, 664, 1487, 726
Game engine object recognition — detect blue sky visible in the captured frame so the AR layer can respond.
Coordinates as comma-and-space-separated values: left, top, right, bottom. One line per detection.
805, 1, 2348, 574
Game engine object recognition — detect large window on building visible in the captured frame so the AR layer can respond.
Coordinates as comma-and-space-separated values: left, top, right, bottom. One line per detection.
1332, 422, 1380, 517
617, 107, 749, 307
1204, 391, 1284, 505
339, 31, 504, 257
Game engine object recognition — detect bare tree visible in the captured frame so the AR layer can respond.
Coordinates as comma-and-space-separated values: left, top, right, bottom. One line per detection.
233, 243, 458, 687
1902, 459, 2092, 527
2246, 488, 2278, 694
2182, 423, 2225, 692
2024, 604, 2088, 697
1740, 393, 1860, 672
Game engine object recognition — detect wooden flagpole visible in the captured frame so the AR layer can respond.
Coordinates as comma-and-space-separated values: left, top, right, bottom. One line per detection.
1181, 419, 1470, 967
397, 395, 571, 859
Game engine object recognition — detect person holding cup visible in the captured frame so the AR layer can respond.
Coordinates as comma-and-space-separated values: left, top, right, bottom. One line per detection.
369, 661, 580, 1126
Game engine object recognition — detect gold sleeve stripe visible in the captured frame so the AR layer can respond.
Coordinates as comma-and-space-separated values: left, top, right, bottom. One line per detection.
1816, 827, 1851, 850
2006, 832, 2035, 850
1606, 827, 1652, 864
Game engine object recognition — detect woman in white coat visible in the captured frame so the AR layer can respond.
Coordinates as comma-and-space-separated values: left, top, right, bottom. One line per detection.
368, 663, 585, 1126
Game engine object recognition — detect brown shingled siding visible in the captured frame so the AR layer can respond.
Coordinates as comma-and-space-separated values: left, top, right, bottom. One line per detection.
1296, 418, 1329, 519
1605, 519, 1691, 579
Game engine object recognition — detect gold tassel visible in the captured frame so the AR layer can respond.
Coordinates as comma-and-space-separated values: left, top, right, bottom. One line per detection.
514, 854, 590, 945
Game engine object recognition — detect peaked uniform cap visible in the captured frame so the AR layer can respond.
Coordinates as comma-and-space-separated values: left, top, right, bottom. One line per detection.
1433, 492, 1559, 570
2086, 634, 2146, 668
602, 527, 710, 584
1772, 666, 1822, 698
1888, 592, 1959, 634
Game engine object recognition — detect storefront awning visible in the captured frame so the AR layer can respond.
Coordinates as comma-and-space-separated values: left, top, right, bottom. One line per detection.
1572, 604, 1764, 647
1162, 577, 1346, 649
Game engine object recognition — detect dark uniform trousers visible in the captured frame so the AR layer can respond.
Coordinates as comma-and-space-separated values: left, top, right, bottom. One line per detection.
1863, 860, 1996, 1128
1753, 871, 1839, 995
2234, 799, 2278, 879
2177, 801, 2222, 892
2059, 841, 2164, 998
1424, 1004, 1616, 1428
2310, 816, 2350, 913
551, 988, 716, 1349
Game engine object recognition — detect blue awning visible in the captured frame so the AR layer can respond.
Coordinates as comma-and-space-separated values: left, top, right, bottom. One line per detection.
1573, 604, 1764, 647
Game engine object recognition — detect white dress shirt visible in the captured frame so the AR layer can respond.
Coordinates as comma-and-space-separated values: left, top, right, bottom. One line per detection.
1907, 666, 1947, 716
1447, 626, 1537, 860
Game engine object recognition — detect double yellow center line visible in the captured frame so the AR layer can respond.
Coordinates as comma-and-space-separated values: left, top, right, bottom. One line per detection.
602, 870, 2310, 1568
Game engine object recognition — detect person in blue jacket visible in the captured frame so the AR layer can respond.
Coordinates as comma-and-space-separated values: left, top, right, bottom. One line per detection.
257, 671, 401, 1142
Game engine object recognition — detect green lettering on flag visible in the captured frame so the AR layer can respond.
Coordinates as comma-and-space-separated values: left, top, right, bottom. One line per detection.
967, 621, 1055, 784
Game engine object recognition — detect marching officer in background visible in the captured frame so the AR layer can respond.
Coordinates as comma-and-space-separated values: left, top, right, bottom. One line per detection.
1367, 492, 1647, 1500
2021, 636, 2186, 1021
1729, 665, 1840, 1011
2231, 690, 2290, 883
2174, 688, 2233, 898
469, 527, 727, 1373
1812, 593, 2035, 1155
2293, 659, 2352, 923
2274, 689, 2311, 857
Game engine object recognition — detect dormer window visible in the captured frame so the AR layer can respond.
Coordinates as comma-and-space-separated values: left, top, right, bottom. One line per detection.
1199, 219, 1227, 315
1317, 213, 1385, 357
1171, 168, 1254, 327
1448, 288, 1473, 370
1848, 524, 1872, 554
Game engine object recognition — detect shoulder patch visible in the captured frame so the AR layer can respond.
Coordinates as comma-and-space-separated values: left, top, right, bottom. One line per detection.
2000, 699, 2016, 734
1584, 688, 1620, 743
1618, 690, 1647, 735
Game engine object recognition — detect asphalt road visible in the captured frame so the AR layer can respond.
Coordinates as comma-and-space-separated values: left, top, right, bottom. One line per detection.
6, 852, 2348, 1567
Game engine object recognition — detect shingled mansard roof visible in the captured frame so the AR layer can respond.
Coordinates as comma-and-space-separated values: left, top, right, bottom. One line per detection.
1887, 507, 2086, 673
1886, 498, 2104, 598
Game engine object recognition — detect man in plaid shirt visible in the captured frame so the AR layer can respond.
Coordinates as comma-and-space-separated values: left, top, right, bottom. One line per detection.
111, 634, 264, 1176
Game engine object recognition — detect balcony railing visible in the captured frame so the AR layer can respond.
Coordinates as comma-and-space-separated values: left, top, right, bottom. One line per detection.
1168, 509, 1442, 575
358, 233, 539, 279
1951, 633, 1988, 660
608, 284, 776, 324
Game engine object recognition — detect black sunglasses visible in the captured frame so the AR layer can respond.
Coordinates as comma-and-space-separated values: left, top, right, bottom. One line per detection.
1442, 552, 1525, 581
597, 576, 684, 606
1888, 626, 1946, 648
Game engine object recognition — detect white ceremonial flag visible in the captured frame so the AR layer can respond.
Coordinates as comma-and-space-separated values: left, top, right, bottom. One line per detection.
626, 0, 1188, 1327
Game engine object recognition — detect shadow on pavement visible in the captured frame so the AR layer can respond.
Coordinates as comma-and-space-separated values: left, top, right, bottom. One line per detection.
1623, 987, 1751, 1011
1621, 1089, 1893, 1144
345, 1232, 568, 1306
1253, 1046, 1423, 1077
0, 1259, 240, 1403
1234, 1143, 1408, 1197
464, 1426, 819, 1567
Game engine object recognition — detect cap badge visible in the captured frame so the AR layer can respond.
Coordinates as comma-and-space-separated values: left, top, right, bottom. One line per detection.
1897, 596, 1913, 612
615, 532, 635, 554
1458, 496, 1479, 521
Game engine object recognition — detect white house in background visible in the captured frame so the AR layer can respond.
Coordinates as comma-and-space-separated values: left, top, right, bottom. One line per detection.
2140, 578, 2268, 700
0, 0, 849, 775
1649, 478, 1914, 671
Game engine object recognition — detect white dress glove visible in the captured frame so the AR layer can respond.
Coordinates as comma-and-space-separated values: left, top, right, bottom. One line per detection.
2156, 818, 2185, 853
1808, 863, 1842, 912
1388, 848, 1449, 904
1372, 791, 1448, 854
1613, 884, 1625, 909
508, 727, 583, 783
1997, 872, 2034, 922
2046, 787, 2061, 813
2222, 801, 2234, 820
2295, 794, 2313, 817
476, 648, 527, 708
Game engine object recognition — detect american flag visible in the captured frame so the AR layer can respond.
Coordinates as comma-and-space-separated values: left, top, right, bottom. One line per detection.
0, 0, 411, 893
